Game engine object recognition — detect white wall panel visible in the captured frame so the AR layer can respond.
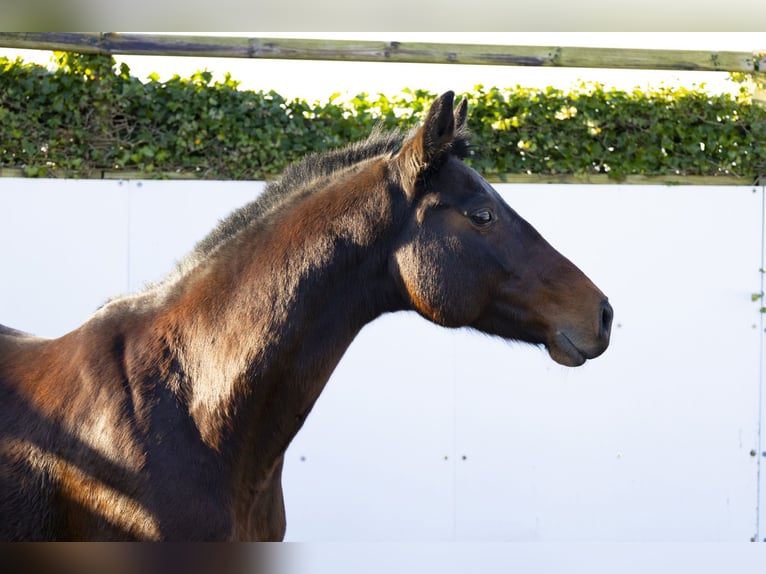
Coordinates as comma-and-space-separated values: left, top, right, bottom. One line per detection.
448, 186, 763, 542
1, 178, 763, 543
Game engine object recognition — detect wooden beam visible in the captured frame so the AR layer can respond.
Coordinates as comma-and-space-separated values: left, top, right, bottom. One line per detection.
0, 33, 757, 73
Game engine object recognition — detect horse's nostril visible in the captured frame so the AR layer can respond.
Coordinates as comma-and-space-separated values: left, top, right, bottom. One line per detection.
600, 300, 614, 339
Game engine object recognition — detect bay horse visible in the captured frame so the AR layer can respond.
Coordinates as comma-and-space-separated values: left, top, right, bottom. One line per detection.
0, 91, 612, 541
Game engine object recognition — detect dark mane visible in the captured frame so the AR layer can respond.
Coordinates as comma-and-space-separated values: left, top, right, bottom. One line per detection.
190, 127, 407, 263
190, 123, 471, 264
140, 118, 471, 293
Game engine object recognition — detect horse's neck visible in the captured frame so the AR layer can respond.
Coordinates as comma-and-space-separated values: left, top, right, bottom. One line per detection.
160, 179, 404, 472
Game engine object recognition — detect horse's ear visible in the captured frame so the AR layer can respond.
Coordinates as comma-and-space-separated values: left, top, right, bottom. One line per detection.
394, 91, 464, 197
454, 96, 468, 133
419, 91, 456, 164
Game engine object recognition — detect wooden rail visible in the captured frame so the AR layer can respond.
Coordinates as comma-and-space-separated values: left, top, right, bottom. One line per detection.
0, 32, 761, 73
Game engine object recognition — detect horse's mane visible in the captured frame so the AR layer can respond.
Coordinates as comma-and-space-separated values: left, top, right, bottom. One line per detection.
153, 120, 470, 289
190, 127, 407, 263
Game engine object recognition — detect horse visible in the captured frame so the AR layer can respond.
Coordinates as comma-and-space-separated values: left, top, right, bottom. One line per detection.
0, 91, 612, 541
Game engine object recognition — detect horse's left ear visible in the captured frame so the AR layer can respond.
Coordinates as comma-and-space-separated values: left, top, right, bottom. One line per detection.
394, 91, 468, 196
419, 91, 457, 164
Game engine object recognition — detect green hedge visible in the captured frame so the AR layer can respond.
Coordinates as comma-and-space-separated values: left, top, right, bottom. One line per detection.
1, 52, 765, 181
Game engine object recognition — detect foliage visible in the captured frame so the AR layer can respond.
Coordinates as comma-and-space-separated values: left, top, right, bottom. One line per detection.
1, 53, 765, 181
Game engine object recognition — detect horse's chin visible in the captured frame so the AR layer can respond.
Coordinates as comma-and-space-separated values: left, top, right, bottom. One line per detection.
547, 331, 587, 367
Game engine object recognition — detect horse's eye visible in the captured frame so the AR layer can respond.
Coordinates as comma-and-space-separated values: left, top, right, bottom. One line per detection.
469, 209, 494, 227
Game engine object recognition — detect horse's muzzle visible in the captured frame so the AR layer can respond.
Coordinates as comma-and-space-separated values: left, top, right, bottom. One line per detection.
548, 298, 613, 367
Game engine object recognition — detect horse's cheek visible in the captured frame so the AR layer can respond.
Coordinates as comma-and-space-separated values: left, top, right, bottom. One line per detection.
393, 241, 483, 328
391, 243, 445, 324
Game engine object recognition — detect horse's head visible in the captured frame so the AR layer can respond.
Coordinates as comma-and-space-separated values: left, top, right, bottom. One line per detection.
390, 91, 612, 366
